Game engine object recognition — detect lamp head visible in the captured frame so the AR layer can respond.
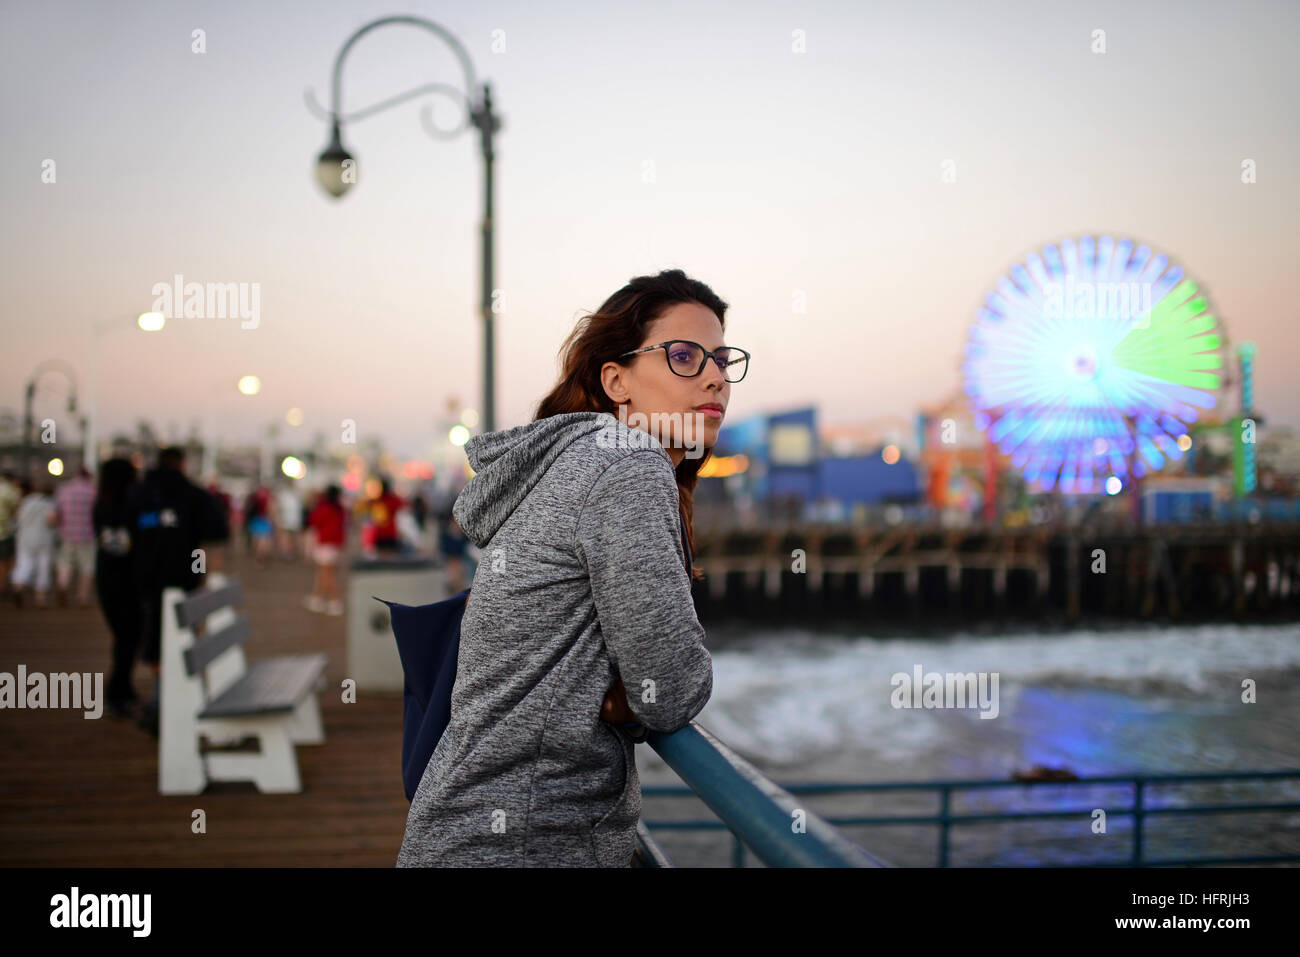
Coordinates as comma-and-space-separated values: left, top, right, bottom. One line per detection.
315, 119, 356, 198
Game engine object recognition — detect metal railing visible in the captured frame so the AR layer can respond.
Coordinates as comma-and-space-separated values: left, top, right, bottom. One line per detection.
632, 722, 890, 867
638, 768, 1300, 867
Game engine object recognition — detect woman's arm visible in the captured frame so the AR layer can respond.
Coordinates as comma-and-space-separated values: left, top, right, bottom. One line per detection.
575, 450, 713, 733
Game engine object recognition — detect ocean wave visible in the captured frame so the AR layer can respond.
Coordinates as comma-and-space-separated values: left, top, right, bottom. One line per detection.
672, 621, 1300, 767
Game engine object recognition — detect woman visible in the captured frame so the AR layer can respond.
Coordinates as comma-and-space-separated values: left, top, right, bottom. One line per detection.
93, 458, 142, 717
304, 484, 347, 615
10, 479, 57, 608
398, 268, 748, 867
367, 478, 405, 554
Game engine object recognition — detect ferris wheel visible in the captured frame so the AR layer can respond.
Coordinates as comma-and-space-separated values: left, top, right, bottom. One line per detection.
962, 235, 1225, 494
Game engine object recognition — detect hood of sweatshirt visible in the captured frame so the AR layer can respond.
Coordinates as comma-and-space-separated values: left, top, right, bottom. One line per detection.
452, 411, 671, 548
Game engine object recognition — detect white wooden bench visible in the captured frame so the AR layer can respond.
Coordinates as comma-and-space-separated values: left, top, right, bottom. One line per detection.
158, 572, 328, 794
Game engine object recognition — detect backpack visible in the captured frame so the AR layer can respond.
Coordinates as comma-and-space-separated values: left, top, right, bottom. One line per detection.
378, 588, 469, 802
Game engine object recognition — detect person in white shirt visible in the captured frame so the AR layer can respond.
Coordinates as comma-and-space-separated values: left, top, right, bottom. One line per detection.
10, 480, 58, 607
275, 484, 303, 561
0, 471, 21, 603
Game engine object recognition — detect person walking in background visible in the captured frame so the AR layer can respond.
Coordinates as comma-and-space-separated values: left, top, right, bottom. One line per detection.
367, 478, 405, 554
10, 479, 58, 608
93, 458, 142, 719
411, 491, 431, 552
205, 480, 233, 573
128, 446, 229, 736
243, 484, 274, 567
275, 482, 304, 561
0, 471, 21, 604
305, 484, 347, 616
53, 466, 97, 607
438, 511, 470, 595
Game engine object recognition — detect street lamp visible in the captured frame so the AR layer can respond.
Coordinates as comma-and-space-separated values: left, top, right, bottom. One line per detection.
203, 376, 261, 480
315, 120, 354, 198
86, 312, 165, 474
307, 15, 503, 432
23, 359, 79, 480
260, 420, 281, 485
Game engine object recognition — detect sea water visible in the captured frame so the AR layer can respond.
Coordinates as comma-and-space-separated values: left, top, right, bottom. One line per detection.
637, 621, 1300, 866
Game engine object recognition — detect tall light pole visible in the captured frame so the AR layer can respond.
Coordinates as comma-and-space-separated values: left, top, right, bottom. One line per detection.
202, 374, 261, 480
22, 360, 79, 481
86, 312, 166, 474
308, 15, 503, 432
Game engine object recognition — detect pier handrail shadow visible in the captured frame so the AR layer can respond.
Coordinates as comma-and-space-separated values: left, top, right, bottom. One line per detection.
634, 721, 891, 868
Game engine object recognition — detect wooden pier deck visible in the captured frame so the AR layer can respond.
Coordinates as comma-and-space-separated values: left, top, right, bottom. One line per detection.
0, 552, 410, 866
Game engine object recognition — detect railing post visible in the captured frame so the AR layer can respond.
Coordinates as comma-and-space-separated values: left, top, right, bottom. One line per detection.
938, 786, 951, 867
647, 723, 888, 867
1131, 778, 1145, 866
732, 831, 745, 868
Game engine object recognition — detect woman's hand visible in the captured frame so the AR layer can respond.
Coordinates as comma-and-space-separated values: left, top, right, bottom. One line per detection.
600, 678, 636, 724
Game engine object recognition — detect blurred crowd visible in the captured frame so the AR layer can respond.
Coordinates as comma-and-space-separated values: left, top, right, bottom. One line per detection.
0, 450, 477, 733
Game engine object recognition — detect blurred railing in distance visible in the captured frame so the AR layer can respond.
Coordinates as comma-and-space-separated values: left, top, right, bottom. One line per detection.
693, 499, 1300, 532
640, 769, 1300, 867
633, 722, 890, 868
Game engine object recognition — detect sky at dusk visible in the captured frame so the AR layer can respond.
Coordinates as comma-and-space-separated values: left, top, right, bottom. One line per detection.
3, 0, 1297, 465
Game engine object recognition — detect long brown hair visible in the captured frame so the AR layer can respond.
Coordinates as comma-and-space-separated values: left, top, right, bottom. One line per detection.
534, 268, 729, 580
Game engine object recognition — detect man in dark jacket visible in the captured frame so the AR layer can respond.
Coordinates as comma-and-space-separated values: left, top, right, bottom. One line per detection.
128, 446, 229, 735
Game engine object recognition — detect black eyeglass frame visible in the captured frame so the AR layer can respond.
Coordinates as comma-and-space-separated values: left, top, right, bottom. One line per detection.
617, 340, 751, 382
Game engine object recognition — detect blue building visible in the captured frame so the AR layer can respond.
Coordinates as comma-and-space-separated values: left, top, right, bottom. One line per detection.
700, 406, 922, 520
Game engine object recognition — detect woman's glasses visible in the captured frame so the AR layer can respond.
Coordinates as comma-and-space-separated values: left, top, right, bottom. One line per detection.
618, 340, 750, 383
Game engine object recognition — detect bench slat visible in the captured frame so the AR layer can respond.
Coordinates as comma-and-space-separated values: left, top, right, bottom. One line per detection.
183, 618, 252, 677
176, 580, 245, 629
198, 654, 328, 719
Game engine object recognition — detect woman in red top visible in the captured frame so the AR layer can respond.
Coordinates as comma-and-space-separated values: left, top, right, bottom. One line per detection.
368, 478, 405, 553
305, 484, 347, 615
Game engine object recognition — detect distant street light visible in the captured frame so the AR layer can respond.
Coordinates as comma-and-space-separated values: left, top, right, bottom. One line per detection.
203, 377, 262, 479
86, 312, 165, 473
307, 14, 503, 431
260, 421, 281, 484
23, 359, 78, 480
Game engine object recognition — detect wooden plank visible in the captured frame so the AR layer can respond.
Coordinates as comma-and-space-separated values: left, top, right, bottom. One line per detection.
175, 579, 244, 628
199, 654, 327, 718
182, 617, 252, 676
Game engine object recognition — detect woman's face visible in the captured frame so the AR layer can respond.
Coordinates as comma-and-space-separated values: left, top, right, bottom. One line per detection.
600, 301, 731, 466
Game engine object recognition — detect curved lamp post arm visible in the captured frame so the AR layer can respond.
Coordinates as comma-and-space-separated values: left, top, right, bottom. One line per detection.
28, 359, 80, 404
305, 80, 474, 137
332, 16, 478, 116
305, 15, 479, 131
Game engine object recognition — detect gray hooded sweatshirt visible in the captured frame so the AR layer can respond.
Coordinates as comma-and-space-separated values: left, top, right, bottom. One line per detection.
397, 411, 714, 867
